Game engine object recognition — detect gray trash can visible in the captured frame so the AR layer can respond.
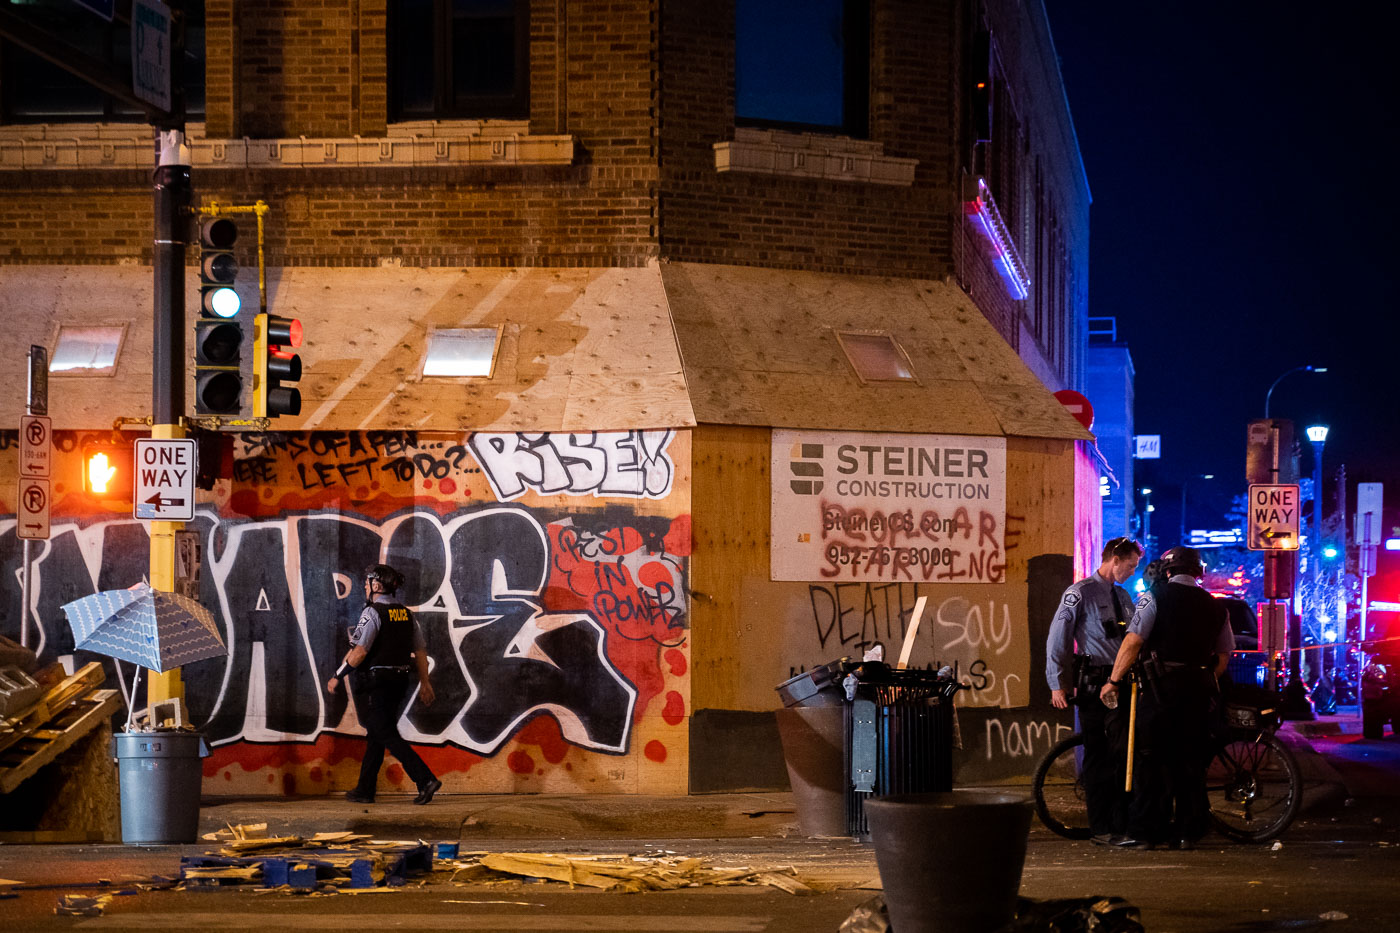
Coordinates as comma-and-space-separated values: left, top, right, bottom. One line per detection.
113, 730, 209, 844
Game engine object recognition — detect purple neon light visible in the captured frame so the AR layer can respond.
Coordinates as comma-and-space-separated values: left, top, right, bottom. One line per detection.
963, 179, 1031, 300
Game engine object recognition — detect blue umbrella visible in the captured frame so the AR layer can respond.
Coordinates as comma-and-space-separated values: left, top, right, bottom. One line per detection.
62, 584, 227, 674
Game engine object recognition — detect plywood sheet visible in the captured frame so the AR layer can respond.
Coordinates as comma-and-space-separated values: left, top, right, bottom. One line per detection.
0, 263, 695, 432
661, 262, 1092, 440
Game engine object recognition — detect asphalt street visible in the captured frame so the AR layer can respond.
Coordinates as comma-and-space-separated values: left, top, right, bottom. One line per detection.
1, 726, 1397, 932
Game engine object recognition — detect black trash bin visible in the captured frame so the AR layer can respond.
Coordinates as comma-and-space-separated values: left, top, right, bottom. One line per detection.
776, 660, 963, 839
843, 662, 962, 838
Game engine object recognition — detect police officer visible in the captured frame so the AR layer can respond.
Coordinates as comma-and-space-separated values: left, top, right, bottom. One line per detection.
1046, 536, 1143, 844
1100, 546, 1233, 848
327, 564, 441, 805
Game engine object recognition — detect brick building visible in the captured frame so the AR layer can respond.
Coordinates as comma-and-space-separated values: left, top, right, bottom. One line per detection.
0, 0, 1098, 796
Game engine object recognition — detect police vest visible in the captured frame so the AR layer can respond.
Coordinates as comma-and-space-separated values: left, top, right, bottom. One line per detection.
1145, 583, 1226, 668
363, 602, 415, 668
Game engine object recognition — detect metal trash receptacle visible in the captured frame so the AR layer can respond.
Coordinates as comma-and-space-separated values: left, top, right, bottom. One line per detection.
775, 659, 849, 708
114, 730, 209, 844
844, 662, 963, 838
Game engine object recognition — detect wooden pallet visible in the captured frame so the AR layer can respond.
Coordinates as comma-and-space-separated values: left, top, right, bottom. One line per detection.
0, 662, 106, 759
0, 689, 123, 794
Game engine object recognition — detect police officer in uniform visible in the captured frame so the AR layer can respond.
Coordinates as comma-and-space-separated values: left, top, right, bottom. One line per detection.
327, 564, 441, 805
1100, 546, 1233, 848
1046, 536, 1144, 844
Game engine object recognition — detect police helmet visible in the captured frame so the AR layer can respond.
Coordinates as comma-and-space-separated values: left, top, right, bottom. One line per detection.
364, 563, 404, 595
1159, 546, 1205, 579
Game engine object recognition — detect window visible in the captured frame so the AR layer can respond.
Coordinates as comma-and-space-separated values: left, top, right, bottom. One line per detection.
835, 330, 917, 384
0, 1, 205, 122
735, 0, 869, 136
389, 0, 529, 121
422, 327, 501, 378
50, 325, 126, 375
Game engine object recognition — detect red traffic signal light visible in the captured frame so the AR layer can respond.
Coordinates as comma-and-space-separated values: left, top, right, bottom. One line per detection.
254, 313, 303, 418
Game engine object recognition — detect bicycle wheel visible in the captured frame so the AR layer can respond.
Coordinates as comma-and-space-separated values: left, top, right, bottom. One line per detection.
1032, 733, 1092, 839
1206, 730, 1302, 843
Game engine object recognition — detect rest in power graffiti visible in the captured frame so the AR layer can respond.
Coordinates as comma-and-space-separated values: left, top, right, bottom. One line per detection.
0, 429, 691, 796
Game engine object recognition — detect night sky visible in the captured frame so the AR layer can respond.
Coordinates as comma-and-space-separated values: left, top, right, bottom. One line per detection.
1046, 5, 1400, 531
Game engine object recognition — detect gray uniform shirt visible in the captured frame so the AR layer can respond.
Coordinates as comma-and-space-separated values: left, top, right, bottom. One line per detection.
1046, 571, 1135, 691
1127, 575, 1236, 655
350, 593, 427, 662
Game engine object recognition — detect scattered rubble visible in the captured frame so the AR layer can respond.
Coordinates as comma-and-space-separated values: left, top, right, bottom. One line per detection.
173, 822, 820, 896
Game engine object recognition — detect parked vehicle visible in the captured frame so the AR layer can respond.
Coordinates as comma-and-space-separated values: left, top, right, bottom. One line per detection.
1361, 643, 1399, 740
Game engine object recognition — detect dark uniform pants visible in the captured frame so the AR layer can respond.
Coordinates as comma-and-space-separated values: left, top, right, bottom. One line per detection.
351, 668, 434, 795
1126, 672, 1214, 844
1077, 678, 1129, 837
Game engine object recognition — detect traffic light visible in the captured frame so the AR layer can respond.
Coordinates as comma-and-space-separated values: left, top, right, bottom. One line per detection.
254, 313, 303, 418
195, 216, 245, 415
83, 442, 134, 503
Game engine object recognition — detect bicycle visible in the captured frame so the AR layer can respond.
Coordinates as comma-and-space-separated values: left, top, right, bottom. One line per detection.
1032, 694, 1303, 843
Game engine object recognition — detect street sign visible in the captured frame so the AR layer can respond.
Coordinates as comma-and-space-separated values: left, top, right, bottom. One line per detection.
1247, 483, 1300, 551
131, 0, 172, 112
19, 414, 51, 479
1357, 482, 1384, 546
134, 438, 197, 521
17, 478, 51, 540
1054, 389, 1095, 431
1134, 435, 1161, 459
27, 345, 48, 415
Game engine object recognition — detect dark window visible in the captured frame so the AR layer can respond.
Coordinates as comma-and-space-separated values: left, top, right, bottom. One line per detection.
735, 0, 869, 136
0, 1, 205, 122
389, 0, 529, 121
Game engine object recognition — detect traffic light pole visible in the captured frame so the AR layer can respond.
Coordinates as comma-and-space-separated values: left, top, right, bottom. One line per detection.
149, 130, 192, 706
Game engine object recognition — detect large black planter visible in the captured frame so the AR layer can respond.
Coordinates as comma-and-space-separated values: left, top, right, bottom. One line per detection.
864, 792, 1032, 933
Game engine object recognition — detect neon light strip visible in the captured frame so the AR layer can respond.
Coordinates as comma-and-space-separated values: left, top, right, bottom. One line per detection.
962, 178, 1031, 300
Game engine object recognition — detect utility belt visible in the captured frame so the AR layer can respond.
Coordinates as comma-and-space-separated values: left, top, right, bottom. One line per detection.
1072, 655, 1115, 693
1138, 652, 1216, 701
353, 665, 412, 689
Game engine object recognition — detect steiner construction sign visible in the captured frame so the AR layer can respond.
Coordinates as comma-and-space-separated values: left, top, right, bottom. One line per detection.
772, 430, 1007, 582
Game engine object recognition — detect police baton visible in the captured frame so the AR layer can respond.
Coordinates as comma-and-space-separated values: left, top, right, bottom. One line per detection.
1124, 678, 1138, 793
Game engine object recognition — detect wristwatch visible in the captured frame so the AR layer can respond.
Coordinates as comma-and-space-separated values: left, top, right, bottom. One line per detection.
1108, 678, 1120, 686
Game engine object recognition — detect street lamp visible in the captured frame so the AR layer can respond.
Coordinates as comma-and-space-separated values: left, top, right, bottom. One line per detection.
1264, 365, 1327, 418
1141, 488, 1154, 557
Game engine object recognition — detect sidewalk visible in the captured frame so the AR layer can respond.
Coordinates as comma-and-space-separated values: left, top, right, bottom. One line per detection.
199, 791, 808, 843
198, 714, 1354, 844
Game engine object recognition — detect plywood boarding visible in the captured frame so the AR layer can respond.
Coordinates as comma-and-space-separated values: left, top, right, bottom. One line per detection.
690, 425, 1079, 713
660, 262, 1093, 441
0, 263, 695, 431
689, 424, 771, 712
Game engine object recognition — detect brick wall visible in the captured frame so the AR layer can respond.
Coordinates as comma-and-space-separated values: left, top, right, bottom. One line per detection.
0, 0, 658, 268
658, 0, 958, 280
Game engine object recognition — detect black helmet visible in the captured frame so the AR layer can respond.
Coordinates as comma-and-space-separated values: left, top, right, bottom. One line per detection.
1159, 546, 1205, 579
364, 563, 404, 594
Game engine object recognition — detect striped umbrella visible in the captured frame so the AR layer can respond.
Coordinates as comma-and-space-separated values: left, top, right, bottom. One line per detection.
61, 584, 227, 673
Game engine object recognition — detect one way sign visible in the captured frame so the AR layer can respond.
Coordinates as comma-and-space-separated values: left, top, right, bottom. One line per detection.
134, 438, 196, 521
1247, 484, 1300, 551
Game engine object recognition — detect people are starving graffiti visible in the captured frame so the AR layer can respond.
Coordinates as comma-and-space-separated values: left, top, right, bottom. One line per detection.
0, 430, 688, 761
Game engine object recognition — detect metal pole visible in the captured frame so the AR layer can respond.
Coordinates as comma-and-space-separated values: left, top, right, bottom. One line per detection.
148, 130, 191, 706
1359, 513, 1374, 725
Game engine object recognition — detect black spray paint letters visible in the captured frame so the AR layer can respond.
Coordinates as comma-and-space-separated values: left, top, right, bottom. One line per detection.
0, 506, 653, 756
468, 431, 675, 501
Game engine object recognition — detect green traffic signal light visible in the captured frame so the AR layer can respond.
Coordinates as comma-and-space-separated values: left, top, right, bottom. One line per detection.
195, 214, 245, 414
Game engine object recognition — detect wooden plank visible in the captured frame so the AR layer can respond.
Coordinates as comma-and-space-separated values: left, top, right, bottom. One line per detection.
0, 663, 105, 757
0, 689, 122, 794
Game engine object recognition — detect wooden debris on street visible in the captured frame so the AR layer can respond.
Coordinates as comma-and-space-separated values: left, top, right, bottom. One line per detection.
54, 893, 114, 917
202, 822, 269, 843
462, 852, 814, 895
